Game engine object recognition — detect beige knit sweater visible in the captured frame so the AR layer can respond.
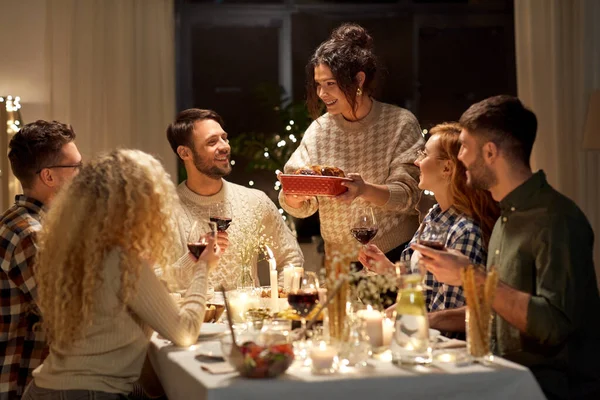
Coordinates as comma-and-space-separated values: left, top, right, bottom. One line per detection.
172, 180, 304, 290
32, 249, 208, 394
279, 100, 424, 257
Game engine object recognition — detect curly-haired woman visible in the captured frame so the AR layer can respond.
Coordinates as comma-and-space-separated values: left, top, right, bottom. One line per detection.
24, 149, 220, 399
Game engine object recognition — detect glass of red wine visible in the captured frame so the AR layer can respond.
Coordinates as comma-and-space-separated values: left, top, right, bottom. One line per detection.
209, 202, 232, 232
415, 221, 448, 290
187, 221, 217, 259
350, 206, 378, 246
288, 271, 319, 336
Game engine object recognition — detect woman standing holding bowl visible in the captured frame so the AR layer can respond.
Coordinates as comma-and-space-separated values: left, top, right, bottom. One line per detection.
280, 23, 424, 262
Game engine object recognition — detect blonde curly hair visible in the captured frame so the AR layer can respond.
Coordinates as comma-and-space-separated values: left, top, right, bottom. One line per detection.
36, 149, 178, 348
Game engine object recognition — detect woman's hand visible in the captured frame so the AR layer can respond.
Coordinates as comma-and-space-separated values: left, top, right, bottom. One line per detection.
189, 236, 221, 266
358, 244, 395, 275
277, 172, 314, 208
282, 193, 314, 209
337, 173, 366, 204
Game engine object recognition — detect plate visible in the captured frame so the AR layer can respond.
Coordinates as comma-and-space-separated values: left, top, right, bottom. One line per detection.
199, 323, 227, 339
279, 174, 351, 197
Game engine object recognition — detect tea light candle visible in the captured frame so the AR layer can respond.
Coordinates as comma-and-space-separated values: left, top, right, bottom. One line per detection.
310, 341, 337, 373
283, 265, 294, 292
382, 318, 394, 346
228, 291, 258, 323
358, 306, 384, 348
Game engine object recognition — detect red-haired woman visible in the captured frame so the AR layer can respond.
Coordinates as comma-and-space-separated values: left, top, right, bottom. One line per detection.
360, 122, 500, 335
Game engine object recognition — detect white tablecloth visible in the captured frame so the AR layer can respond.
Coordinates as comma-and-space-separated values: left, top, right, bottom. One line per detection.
148, 333, 546, 400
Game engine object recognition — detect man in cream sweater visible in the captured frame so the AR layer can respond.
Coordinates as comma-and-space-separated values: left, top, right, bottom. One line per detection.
166, 109, 303, 291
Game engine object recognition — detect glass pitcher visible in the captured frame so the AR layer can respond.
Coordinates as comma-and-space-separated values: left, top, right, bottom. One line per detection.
391, 274, 432, 365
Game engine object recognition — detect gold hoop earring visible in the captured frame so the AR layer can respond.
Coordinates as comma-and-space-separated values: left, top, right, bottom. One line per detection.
357, 87, 363, 96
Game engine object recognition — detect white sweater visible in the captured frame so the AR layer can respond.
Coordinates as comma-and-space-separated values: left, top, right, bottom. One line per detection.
33, 249, 208, 394
173, 180, 304, 290
279, 100, 424, 257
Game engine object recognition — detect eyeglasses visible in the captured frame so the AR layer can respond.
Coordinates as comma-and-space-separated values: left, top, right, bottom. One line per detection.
36, 162, 83, 174
416, 149, 427, 161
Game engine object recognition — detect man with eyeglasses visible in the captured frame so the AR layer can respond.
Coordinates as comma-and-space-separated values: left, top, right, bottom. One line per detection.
1, 120, 81, 399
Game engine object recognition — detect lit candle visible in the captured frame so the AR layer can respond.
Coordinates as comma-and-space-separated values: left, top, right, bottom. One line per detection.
228, 291, 258, 323
382, 318, 394, 347
266, 246, 278, 312
283, 265, 294, 292
358, 305, 384, 348
310, 341, 337, 373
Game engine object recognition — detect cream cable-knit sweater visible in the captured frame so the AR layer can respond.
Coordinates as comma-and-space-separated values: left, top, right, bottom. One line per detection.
33, 249, 208, 394
279, 100, 424, 257
173, 180, 304, 290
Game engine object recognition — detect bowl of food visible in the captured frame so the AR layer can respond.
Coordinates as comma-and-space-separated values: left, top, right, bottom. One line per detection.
280, 165, 350, 197
204, 303, 225, 323
220, 333, 294, 379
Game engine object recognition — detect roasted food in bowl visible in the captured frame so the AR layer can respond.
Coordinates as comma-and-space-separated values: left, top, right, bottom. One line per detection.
293, 165, 345, 177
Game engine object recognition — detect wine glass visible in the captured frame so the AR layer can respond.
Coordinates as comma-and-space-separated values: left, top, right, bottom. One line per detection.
415, 221, 448, 291
187, 221, 217, 258
209, 202, 232, 232
288, 271, 320, 334
350, 206, 378, 246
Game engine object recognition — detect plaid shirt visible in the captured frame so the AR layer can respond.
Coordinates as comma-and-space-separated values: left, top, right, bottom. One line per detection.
0, 195, 48, 400
402, 204, 486, 313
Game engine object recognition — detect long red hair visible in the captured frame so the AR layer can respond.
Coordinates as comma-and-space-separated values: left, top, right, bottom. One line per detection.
430, 122, 500, 247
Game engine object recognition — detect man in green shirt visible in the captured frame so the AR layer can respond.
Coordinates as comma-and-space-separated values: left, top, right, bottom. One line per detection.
413, 95, 600, 400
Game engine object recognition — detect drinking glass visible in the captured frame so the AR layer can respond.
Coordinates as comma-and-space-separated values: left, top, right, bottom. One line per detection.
416, 221, 448, 250
350, 206, 378, 246
415, 221, 448, 290
209, 202, 232, 232
288, 271, 320, 333
186, 221, 217, 258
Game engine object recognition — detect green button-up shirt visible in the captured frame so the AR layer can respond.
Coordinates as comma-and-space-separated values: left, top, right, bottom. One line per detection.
488, 171, 600, 399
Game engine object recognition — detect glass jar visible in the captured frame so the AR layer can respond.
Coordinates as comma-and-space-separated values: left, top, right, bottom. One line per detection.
338, 313, 371, 368
237, 265, 255, 289
391, 274, 432, 365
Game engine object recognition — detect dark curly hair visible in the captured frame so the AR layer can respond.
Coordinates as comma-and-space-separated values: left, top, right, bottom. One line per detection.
8, 120, 76, 189
306, 23, 379, 120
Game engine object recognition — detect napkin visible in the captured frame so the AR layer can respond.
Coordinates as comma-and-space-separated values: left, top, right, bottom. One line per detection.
200, 362, 236, 374
435, 339, 466, 349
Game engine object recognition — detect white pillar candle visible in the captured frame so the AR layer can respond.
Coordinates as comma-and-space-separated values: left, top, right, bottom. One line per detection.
382, 318, 394, 347
310, 341, 337, 372
283, 265, 294, 292
270, 269, 279, 312
358, 306, 384, 348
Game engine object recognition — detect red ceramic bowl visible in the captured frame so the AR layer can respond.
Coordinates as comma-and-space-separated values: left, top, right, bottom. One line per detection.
279, 174, 351, 197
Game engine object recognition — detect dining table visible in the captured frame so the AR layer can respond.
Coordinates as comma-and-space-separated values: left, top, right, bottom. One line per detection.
147, 329, 546, 400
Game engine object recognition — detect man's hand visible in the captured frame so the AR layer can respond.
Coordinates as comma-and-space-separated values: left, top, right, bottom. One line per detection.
358, 244, 395, 275
337, 173, 366, 204
410, 243, 470, 286
216, 231, 229, 253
